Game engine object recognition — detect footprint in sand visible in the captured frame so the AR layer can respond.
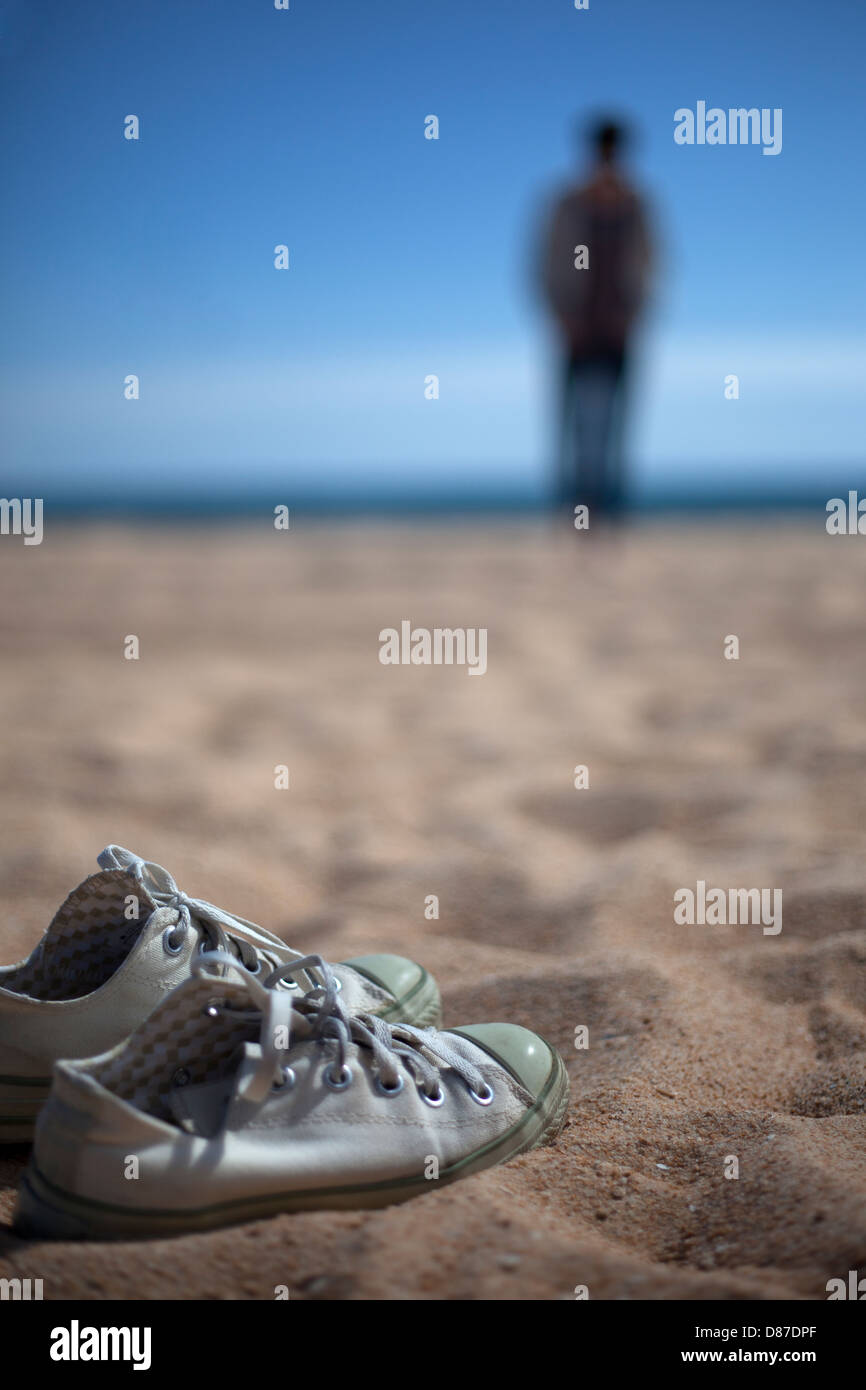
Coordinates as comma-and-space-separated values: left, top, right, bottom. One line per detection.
808, 1003, 866, 1061
419, 864, 596, 954
734, 929, 866, 1006
789, 1056, 866, 1116
776, 890, 866, 941
445, 963, 669, 1088
520, 785, 743, 846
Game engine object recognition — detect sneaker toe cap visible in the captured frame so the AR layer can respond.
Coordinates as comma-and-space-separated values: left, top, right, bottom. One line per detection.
341, 953, 424, 1005
449, 1023, 556, 1100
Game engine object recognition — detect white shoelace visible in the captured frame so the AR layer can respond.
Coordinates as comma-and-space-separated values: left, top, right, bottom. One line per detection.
97, 845, 320, 991
192, 949, 489, 1107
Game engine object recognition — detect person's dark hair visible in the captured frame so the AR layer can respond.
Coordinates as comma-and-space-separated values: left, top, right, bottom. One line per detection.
583, 115, 629, 161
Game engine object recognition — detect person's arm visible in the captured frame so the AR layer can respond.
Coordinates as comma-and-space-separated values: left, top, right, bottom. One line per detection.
539, 192, 587, 344
632, 194, 655, 310
539, 197, 564, 310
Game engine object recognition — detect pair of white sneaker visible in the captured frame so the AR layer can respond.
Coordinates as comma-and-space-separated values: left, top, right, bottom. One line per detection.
1, 846, 569, 1239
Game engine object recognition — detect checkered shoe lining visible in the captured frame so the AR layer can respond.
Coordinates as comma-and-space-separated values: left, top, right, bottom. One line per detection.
92, 982, 257, 1121
5, 871, 148, 1002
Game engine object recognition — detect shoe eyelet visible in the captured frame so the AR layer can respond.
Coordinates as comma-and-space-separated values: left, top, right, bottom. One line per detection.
162, 926, 185, 956
374, 1074, 404, 1098
172, 1067, 191, 1088
420, 1084, 445, 1108
279, 977, 300, 990
323, 1063, 353, 1091
468, 1081, 494, 1106
271, 1066, 296, 1093
247, 957, 261, 975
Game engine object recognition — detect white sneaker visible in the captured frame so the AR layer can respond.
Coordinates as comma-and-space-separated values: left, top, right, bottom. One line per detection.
14, 952, 569, 1238
0, 846, 441, 1142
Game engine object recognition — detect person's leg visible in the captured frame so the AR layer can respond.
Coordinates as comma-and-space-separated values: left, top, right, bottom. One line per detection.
556, 352, 578, 519
603, 352, 629, 521
571, 360, 608, 528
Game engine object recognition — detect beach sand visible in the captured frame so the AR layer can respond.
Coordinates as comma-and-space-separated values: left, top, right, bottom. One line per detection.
1, 517, 865, 1300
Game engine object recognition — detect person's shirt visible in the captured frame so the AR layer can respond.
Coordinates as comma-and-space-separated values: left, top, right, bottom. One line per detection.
541, 168, 653, 355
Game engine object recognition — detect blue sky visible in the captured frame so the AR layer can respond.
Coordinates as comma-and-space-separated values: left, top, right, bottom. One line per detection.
1, 0, 864, 503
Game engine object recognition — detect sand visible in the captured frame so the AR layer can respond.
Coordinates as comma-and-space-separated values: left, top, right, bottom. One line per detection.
1, 517, 865, 1300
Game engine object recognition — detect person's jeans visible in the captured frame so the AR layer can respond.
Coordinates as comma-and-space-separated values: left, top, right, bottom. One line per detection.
558, 349, 628, 523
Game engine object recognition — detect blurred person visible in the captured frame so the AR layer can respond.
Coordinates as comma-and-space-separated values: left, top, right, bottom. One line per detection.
540, 116, 654, 526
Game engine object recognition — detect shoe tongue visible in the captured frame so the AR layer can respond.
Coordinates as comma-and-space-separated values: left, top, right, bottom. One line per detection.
39, 866, 159, 977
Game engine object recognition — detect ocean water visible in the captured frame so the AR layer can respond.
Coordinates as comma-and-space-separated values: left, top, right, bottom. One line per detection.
5, 475, 843, 521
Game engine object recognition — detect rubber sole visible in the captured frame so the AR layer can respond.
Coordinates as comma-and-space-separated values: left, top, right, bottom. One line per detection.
13, 1047, 569, 1241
